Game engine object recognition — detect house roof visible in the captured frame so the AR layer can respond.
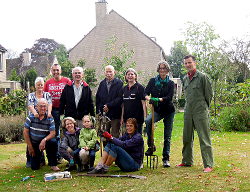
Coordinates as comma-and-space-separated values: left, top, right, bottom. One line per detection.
0, 44, 7, 52
6, 55, 56, 79
69, 9, 167, 60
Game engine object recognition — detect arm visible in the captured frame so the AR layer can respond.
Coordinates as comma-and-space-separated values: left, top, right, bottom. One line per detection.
120, 103, 124, 125
60, 136, 70, 150
141, 100, 147, 119
59, 85, 67, 115
106, 81, 123, 108
203, 75, 213, 107
86, 129, 98, 149
79, 130, 87, 148
160, 81, 175, 103
112, 134, 143, 149
27, 93, 39, 117
23, 128, 35, 156
39, 130, 56, 151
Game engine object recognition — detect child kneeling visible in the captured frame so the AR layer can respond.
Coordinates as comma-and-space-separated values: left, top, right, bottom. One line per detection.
78, 115, 98, 172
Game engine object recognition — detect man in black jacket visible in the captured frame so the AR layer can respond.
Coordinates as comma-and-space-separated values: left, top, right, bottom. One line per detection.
96, 65, 123, 137
60, 67, 95, 128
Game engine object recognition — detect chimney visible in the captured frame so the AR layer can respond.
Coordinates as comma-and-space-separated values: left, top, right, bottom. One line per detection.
22, 52, 31, 66
95, 0, 107, 26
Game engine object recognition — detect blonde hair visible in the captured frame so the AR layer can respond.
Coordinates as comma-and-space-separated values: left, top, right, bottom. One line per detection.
61, 117, 77, 128
82, 115, 95, 128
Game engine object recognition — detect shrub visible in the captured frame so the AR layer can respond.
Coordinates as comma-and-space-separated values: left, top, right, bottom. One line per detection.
0, 115, 25, 143
0, 89, 27, 115
216, 104, 250, 132
178, 98, 185, 108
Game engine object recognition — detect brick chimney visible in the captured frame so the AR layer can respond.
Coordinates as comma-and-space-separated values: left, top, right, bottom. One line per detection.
22, 52, 31, 66
95, 0, 107, 26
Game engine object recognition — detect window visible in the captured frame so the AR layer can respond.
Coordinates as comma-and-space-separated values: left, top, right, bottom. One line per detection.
0, 53, 2, 71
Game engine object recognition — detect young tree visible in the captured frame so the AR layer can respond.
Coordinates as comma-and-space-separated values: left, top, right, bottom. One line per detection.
53, 45, 74, 79
8, 69, 20, 81
103, 36, 136, 82
25, 68, 37, 90
77, 59, 97, 88
167, 41, 189, 79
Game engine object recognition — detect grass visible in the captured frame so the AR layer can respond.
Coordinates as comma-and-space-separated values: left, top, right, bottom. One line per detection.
0, 112, 249, 192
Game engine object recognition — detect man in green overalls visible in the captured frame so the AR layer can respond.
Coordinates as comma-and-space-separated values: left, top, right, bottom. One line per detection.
177, 55, 214, 173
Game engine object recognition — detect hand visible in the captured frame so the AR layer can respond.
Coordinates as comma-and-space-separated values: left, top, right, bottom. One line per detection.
103, 131, 113, 139
47, 112, 52, 117
145, 95, 151, 101
34, 112, 39, 118
103, 105, 109, 113
150, 97, 160, 106
84, 146, 89, 151
39, 138, 46, 151
28, 145, 35, 157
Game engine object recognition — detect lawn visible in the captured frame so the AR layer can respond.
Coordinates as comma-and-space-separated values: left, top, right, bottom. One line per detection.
0, 112, 249, 192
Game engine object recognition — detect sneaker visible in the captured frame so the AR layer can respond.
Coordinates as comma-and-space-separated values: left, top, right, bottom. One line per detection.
51, 166, 60, 171
203, 167, 213, 173
87, 167, 107, 174
145, 145, 156, 156
163, 160, 170, 168
176, 163, 192, 167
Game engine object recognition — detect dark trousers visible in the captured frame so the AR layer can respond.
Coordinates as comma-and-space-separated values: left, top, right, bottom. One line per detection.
30, 139, 57, 170
145, 112, 175, 160
52, 108, 61, 159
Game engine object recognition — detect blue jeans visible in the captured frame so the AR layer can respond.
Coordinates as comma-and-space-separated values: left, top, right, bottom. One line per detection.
104, 143, 140, 172
145, 112, 175, 160
30, 139, 57, 170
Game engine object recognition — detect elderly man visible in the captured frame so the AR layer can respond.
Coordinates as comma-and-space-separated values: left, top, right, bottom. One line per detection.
177, 55, 214, 173
23, 98, 60, 171
60, 67, 95, 127
96, 65, 123, 137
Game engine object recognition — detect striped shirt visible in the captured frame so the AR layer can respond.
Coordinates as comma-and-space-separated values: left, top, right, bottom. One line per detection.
24, 114, 55, 143
27, 92, 52, 115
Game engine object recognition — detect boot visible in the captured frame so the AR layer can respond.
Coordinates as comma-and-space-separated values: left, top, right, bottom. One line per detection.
145, 145, 156, 156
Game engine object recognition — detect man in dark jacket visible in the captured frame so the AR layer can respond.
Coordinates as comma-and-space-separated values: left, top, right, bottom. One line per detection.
60, 67, 95, 128
96, 65, 123, 137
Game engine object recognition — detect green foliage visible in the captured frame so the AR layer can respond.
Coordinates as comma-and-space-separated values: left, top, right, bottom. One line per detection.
215, 104, 250, 132
77, 59, 98, 87
8, 69, 21, 81
54, 45, 74, 78
25, 68, 37, 88
0, 115, 25, 143
103, 36, 136, 82
167, 41, 189, 79
0, 89, 27, 116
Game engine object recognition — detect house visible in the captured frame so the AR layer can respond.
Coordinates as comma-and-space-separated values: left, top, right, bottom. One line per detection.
68, 0, 167, 84
6, 53, 59, 79
0, 44, 21, 92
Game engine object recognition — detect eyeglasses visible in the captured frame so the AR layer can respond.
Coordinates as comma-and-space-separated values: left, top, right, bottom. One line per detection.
73, 72, 82, 75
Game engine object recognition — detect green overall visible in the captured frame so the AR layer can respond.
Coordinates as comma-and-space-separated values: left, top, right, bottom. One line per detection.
182, 70, 214, 168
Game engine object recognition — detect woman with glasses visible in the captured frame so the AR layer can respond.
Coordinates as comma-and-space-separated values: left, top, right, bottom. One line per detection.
144, 60, 175, 168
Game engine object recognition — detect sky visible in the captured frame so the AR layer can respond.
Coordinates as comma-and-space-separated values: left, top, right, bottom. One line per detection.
1, 0, 250, 56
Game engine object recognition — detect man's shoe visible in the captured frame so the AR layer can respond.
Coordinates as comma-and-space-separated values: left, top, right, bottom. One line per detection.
176, 163, 192, 167
87, 167, 107, 174
203, 167, 213, 173
145, 146, 156, 156
77, 164, 84, 172
26, 161, 31, 168
65, 164, 77, 171
163, 160, 170, 168
51, 166, 60, 171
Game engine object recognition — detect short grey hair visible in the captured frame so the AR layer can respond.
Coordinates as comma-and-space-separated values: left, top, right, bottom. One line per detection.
157, 60, 170, 72
72, 66, 84, 74
37, 98, 48, 105
35, 77, 44, 85
105, 65, 115, 72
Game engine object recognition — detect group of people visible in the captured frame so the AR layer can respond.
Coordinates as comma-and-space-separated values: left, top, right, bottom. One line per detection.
23, 54, 214, 174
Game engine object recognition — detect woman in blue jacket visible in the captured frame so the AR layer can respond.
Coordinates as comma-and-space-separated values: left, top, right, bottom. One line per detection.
88, 118, 144, 174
